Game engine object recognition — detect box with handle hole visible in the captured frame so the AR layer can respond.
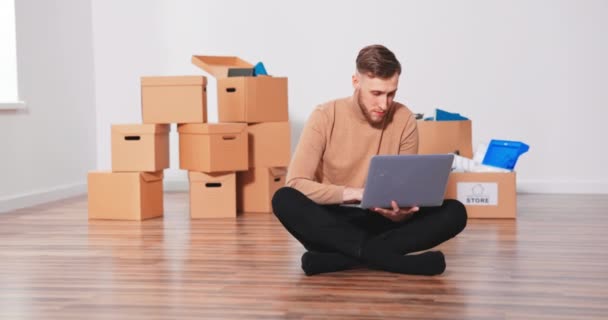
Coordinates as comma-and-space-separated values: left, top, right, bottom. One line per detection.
188, 171, 236, 218
111, 124, 169, 172
178, 123, 248, 172
191, 55, 288, 123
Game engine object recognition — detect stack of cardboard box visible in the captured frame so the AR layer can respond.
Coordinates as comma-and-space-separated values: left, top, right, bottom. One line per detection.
189, 56, 290, 216
87, 56, 290, 220
87, 123, 171, 221
418, 120, 517, 219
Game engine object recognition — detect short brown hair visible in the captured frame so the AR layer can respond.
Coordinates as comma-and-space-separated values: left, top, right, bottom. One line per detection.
356, 44, 401, 78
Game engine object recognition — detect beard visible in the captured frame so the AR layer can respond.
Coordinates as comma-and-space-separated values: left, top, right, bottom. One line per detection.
357, 90, 388, 126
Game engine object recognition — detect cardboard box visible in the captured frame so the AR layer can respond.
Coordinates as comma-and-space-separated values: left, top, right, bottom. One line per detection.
178, 123, 248, 172
88, 171, 164, 220
141, 76, 208, 124
111, 124, 170, 172
189, 171, 236, 218
444, 172, 516, 219
247, 122, 291, 168
192, 55, 288, 123
417, 120, 473, 158
237, 167, 286, 213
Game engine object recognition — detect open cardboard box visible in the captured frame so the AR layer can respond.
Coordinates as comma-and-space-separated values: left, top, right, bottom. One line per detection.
417, 120, 473, 158
444, 171, 517, 219
192, 55, 288, 123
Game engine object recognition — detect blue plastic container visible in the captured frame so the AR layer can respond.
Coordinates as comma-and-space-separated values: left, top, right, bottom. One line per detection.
482, 139, 530, 170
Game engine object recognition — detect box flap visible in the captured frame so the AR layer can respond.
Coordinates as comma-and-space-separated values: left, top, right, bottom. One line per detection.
191, 55, 253, 78
112, 124, 170, 135
140, 171, 164, 182
188, 171, 234, 182
141, 75, 207, 86
178, 123, 246, 135
269, 167, 287, 177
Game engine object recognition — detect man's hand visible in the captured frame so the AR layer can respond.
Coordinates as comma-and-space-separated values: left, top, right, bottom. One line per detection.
372, 201, 419, 222
343, 187, 364, 204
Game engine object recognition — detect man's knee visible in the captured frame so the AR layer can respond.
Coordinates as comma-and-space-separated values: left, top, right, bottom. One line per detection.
271, 187, 302, 219
442, 199, 468, 236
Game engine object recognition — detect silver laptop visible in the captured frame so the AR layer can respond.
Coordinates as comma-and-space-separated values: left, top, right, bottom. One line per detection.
358, 154, 454, 209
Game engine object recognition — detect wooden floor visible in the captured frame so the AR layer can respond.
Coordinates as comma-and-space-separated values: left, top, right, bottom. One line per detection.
1, 193, 607, 319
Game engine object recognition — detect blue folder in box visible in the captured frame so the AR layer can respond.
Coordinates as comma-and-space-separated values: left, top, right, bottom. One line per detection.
253, 62, 268, 76
436, 109, 469, 121
482, 139, 530, 170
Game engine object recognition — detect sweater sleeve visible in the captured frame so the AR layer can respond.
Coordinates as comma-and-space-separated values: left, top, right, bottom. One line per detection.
285, 108, 345, 204
399, 114, 419, 155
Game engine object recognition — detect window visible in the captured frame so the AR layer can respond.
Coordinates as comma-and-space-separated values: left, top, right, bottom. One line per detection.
0, 0, 24, 109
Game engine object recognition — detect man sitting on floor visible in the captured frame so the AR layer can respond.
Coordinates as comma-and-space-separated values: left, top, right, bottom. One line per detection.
272, 44, 467, 276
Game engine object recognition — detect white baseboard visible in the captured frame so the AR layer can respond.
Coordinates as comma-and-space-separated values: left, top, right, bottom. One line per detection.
0, 182, 87, 214
0, 101, 27, 110
517, 179, 608, 194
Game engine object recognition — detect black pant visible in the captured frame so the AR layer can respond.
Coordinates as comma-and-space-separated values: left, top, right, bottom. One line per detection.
272, 187, 467, 259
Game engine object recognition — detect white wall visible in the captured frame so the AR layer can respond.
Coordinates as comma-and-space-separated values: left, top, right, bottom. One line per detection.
0, 0, 97, 212
91, 0, 608, 193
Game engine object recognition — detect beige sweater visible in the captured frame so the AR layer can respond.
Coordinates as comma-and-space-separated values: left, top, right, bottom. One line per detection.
285, 95, 419, 204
